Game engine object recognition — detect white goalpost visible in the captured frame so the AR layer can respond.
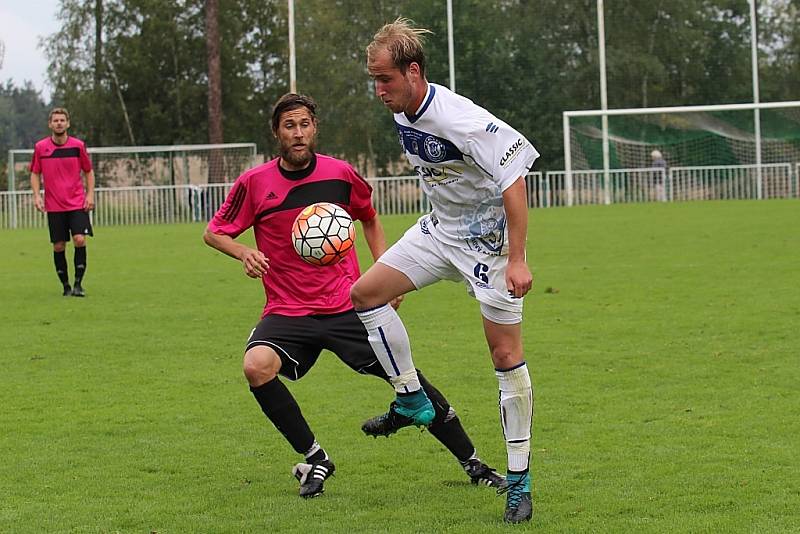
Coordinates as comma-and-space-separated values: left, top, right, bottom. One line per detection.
563, 100, 800, 206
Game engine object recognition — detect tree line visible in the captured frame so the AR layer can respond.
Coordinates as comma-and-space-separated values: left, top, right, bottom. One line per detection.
2, 0, 799, 187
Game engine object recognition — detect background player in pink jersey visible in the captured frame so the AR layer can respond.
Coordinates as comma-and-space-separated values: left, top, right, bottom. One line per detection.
203, 93, 505, 499
30, 107, 95, 297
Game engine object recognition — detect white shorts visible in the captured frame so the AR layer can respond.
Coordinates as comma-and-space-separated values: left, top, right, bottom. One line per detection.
378, 217, 523, 324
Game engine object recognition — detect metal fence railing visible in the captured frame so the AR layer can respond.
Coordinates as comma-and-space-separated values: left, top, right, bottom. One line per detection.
198, 183, 236, 222
669, 164, 793, 201
368, 176, 428, 216
1, 165, 797, 229
545, 168, 668, 206
93, 185, 196, 226
0, 191, 45, 230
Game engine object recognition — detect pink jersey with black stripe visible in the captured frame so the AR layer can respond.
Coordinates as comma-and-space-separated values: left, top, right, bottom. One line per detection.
208, 154, 377, 318
30, 136, 93, 212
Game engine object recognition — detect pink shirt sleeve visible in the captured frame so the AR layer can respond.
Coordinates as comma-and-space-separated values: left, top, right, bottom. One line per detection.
347, 166, 377, 222
207, 177, 255, 238
30, 145, 42, 173
78, 142, 93, 172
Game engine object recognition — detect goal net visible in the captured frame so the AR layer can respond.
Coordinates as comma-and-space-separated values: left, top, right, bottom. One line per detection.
563, 101, 800, 203
566, 105, 800, 170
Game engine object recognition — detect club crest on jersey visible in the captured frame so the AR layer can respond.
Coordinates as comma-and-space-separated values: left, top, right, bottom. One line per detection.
423, 136, 446, 162
395, 124, 465, 164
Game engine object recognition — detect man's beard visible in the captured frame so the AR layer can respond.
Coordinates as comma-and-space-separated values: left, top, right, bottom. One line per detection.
280, 141, 315, 168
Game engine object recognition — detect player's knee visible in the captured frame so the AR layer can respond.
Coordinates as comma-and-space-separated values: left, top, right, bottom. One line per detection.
242, 347, 281, 386
73, 235, 86, 247
490, 346, 522, 369
53, 242, 67, 252
349, 280, 371, 309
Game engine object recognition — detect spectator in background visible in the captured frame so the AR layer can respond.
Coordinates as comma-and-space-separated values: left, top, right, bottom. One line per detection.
651, 149, 667, 202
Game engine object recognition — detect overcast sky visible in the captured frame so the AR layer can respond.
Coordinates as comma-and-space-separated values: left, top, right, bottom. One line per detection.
0, 0, 60, 101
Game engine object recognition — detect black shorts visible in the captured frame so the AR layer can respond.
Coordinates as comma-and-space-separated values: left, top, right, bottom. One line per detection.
47, 210, 93, 243
246, 310, 389, 381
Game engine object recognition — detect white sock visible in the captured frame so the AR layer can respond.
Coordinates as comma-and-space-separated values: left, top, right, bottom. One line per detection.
496, 363, 533, 472
356, 305, 421, 393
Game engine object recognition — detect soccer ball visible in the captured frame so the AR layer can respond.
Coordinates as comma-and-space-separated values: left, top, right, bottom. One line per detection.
291, 202, 355, 266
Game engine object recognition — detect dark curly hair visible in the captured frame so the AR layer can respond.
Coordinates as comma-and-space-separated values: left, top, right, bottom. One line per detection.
271, 93, 317, 132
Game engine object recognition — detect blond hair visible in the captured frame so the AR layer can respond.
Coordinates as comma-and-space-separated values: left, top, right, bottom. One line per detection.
49, 107, 70, 121
367, 17, 433, 76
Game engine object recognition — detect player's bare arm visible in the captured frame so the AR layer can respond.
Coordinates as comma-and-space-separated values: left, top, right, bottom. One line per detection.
502, 177, 533, 298
360, 214, 404, 309
84, 170, 96, 211
360, 215, 387, 261
30, 172, 45, 212
203, 228, 269, 279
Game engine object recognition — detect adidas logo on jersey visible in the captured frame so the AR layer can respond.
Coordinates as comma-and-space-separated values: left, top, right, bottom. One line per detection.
485, 122, 499, 134
265, 192, 278, 200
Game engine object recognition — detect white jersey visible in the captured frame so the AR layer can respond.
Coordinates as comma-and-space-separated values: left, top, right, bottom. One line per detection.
393, 83, 539, 255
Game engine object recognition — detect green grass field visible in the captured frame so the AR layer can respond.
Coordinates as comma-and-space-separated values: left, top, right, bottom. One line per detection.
1, 200, 799, 533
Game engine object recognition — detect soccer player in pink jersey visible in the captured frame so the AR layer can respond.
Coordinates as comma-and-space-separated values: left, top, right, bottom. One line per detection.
203, 93, 506, 499
30, 107, 95, 297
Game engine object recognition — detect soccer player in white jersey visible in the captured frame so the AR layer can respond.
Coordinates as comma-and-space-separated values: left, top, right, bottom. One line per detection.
350, 18, 538, 523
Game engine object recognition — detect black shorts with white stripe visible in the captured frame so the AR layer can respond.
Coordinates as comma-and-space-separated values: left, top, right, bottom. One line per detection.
245, 309, 387, 381
47, 210, 93, 243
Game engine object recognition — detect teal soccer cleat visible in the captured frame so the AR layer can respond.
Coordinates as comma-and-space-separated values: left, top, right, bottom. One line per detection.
498, 471, 532, 523
393, 389, 435, 426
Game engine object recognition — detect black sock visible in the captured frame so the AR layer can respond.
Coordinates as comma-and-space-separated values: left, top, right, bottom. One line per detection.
250, 377, 315, 455
428, 413, 476, 464
418, 371, 476, 463
305, 448, 328, 464
74, 246, 87, 286
54, 251, 69, 286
